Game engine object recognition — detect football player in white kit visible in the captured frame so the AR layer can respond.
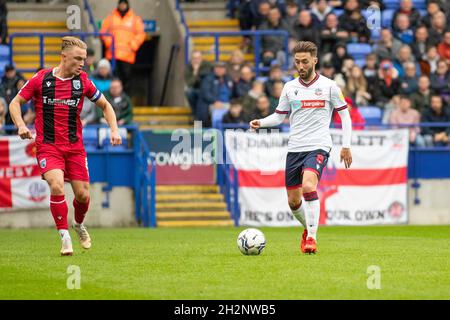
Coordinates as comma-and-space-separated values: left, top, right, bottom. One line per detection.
250, 41, 353, 254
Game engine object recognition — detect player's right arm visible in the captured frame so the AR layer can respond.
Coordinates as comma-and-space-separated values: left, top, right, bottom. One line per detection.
249, 84, 290, 130
9, 95, 32, 139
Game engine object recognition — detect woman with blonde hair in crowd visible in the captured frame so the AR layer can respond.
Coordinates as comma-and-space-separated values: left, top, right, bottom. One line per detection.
343, 65, 372, 106
226, 49, 246, 82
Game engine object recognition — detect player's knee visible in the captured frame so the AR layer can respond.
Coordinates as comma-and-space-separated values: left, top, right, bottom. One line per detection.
75, 190, 90, 203
302, 180, 317, 193
48, 180, 64, 195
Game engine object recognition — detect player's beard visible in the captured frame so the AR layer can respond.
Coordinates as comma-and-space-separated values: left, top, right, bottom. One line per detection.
298, 66, 314, 81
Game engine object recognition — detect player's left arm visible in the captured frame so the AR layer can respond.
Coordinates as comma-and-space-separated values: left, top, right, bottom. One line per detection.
331, 83, 352, 168
95, 95, 122, 146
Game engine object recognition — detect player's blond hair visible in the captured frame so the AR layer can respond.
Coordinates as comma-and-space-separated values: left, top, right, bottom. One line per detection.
61, 36, 87, 52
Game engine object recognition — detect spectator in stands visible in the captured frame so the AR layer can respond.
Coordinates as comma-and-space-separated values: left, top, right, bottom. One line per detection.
83, 48, 96, 76
422, 94, 450, 146
241, 80, 265, 115
337, 0, 370, 43
389, 95, 425, 147
392, 0, 421, 30
320, 61, 336, 80
333, 96, 365, 130
234, 65, 254, 98
311, 0, 333, 25
363, 53, 378, 79
344, 65, 371, 106
100, 78, 133, 126
226, 49, 246, 83
285, 1, 300, 27
419, 45, 440, 75
399, 62, 419, 95
372, 59, 401, 107
331, 42, 352, 73
251, 95, 271, 119
293, 10, 321, 48
411, 25, 438, 62
394, 45, 417, 79
0, 0, 7, 44
1, 64, 25, 126
374, 28, 402, 61
196, 61, 234, 127
429, 11, 447, 44
91, 59, 113, 94
222, 98, 248, 125
430, 59, 450, 103
252, 1, 272, 30
420, 0, 443, 29
392, 13, 415, 45
320, 13, 349, 56
437, 30, 450, 67
259, 7, 292, 68
0, 96, 6, 133
410, 75, 432, 113
185, 50, 212, 115
80, 99, 98, 127
269, 80, 284, 112
264, 64, 286, 97
100, 0, 146, 95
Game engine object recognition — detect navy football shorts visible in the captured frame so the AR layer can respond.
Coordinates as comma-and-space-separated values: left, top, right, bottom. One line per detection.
285, 149, 330, 190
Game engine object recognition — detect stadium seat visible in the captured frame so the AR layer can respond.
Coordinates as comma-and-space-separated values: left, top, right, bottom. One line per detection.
358, 106, 383, 126
212, 108, 229, 129
347, 43, 372, 60
419, 9, 427, 17
0, 45, 9, 60
384, 0, 400, 10
413, 0, 427, 10
382, 9, 395, 28
82, 126, 99, 151
98, 127, 128, 151
333, 9, 344, 17
354, 58, 366, 68
371, 27, 381, 41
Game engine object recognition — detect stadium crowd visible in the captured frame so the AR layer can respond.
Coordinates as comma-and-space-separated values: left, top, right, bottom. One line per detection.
185, 0, 450, 147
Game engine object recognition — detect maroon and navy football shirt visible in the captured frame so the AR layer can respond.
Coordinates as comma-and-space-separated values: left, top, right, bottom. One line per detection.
18, 68, 101, 146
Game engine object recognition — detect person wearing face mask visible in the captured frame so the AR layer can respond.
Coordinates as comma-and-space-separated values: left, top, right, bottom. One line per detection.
100, 0, 146, 96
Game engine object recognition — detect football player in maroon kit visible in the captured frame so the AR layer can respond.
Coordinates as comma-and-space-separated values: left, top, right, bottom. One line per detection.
9, 37, 122, 256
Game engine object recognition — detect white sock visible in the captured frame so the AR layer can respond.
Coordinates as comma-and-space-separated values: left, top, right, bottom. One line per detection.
58, 229, 71, 242
291, 201, 306, 228
304, 197, 320, 240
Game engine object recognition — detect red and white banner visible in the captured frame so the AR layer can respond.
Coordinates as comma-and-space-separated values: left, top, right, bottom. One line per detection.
225, 129, 409, 226
0, 136, 50, 211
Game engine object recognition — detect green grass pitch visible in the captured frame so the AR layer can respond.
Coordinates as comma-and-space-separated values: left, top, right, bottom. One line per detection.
0, 226, 449, 300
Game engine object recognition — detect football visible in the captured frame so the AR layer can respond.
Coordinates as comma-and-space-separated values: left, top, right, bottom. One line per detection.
237, 228, 266, 255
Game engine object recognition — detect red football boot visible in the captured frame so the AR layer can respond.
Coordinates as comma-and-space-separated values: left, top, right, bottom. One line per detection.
300, 229, 308, 253
303, 237, 317, 254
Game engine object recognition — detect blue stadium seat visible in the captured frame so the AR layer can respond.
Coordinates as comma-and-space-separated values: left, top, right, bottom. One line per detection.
82, 126, 99, 151
419, 9, 427, 17
382, 9, 395, 28
358, 106, 383, 126
354, 58, 366, 68
333, 9, 344, 17
0, 45, 9, 60
384, 0, 400, 10
412, 0, 426, 10
347, 43, 372, 60
371, 27, 381, 41
212, 108, 229, 129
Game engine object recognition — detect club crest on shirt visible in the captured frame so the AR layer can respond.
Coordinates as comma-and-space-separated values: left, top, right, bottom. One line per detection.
72, 80, 81, 90
315, 88, 322, 96
39, 158, 46, 169
46, 81, 51, 87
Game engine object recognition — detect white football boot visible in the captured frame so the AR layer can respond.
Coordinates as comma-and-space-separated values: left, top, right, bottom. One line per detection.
73, 223, 92, 249
60, 237, 73, 256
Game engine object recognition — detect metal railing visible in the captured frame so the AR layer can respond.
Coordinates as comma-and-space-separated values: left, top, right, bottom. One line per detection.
9, 32, 115, 73
185, 30, 290, 76
83, 0, 98, 33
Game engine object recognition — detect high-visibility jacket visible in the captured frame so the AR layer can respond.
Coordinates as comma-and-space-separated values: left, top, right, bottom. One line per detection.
100, 8, 146, 64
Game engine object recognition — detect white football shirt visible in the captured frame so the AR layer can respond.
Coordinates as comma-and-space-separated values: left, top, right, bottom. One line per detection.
275, 73, 347, 152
